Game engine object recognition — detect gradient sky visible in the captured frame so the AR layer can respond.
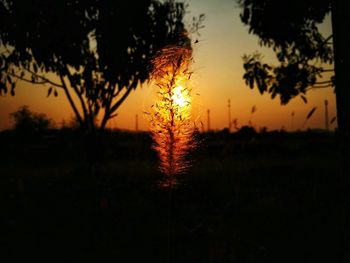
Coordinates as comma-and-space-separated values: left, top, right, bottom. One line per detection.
0, 0, 336, 131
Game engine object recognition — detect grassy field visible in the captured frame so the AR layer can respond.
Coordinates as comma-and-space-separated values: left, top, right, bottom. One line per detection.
0, 129, 348, 262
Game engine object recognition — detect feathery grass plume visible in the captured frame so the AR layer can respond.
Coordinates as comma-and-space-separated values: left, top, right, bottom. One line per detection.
149, 45, 196, 188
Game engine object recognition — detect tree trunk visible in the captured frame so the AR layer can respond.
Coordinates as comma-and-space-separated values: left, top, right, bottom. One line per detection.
332, 0, 350, 143
331, 4, 350, 263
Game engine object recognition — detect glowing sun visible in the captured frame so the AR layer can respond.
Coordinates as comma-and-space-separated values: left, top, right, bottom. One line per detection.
172, 86, 188, 107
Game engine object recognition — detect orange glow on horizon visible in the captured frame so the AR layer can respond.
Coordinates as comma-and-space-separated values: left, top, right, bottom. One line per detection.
0, 1, 336, 132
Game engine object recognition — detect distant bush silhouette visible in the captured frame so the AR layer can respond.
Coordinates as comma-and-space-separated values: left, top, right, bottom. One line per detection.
10, 105, 52, 134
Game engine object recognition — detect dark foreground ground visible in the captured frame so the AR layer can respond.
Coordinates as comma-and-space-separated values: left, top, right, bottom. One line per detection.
0, 129, 349, 262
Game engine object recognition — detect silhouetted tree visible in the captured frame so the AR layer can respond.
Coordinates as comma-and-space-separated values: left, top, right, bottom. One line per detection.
0, 0, 194, 131
10, 105, 52, 133
237, 0, 350, 138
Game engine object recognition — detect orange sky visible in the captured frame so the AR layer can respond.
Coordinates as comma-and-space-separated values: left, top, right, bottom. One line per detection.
0, 0, 336, 132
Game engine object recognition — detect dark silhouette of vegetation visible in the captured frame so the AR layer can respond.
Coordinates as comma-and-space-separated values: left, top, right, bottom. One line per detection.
10, 105, 52, 134
0, 0, 198, 131
237, 0, 350, 139
0, 128, 345, 262
236, 3, 348, 261
236, 125, 256, 137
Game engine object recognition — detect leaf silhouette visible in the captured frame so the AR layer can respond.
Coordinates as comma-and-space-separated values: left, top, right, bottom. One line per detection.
330, 116, 337, 124
300, 95, 307, 104
306, 107, 317, 120
251, 105, 256, 114
47, 87, 53, 97
10, 83, 15, 96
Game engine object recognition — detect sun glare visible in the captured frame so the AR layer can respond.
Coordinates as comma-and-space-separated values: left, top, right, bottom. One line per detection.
172, 86, 188, 108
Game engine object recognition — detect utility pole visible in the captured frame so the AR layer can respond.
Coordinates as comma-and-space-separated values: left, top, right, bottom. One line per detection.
135, 114, 139, 131
291, 111, 295, 131
207, 109, 210, 131
324, 100, 329, 131
228, 99, 231, 132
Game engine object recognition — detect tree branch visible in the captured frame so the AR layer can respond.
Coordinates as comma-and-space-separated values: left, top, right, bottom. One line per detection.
105, 83, 116, 113
64, 65, 89, 125
25, 68, 64, 88
8, 72, 52, 86
59, 74, 84, 127
306, 84, 332, 91
315, 80, 333, 85
99, 83, 116, 130
7, 72, 63, 88
110, 85, 133, 112
100, 82, 136, 130
113, 86, 123, 97
321, 69, 335, 72
323, 34, 333, 44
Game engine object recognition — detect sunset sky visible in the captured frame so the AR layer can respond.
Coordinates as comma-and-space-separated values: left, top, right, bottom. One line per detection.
0, 0, 336, 132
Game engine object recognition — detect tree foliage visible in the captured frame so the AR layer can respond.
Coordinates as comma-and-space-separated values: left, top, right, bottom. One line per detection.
0, 0, 194, 130
238, 0, 334, 104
